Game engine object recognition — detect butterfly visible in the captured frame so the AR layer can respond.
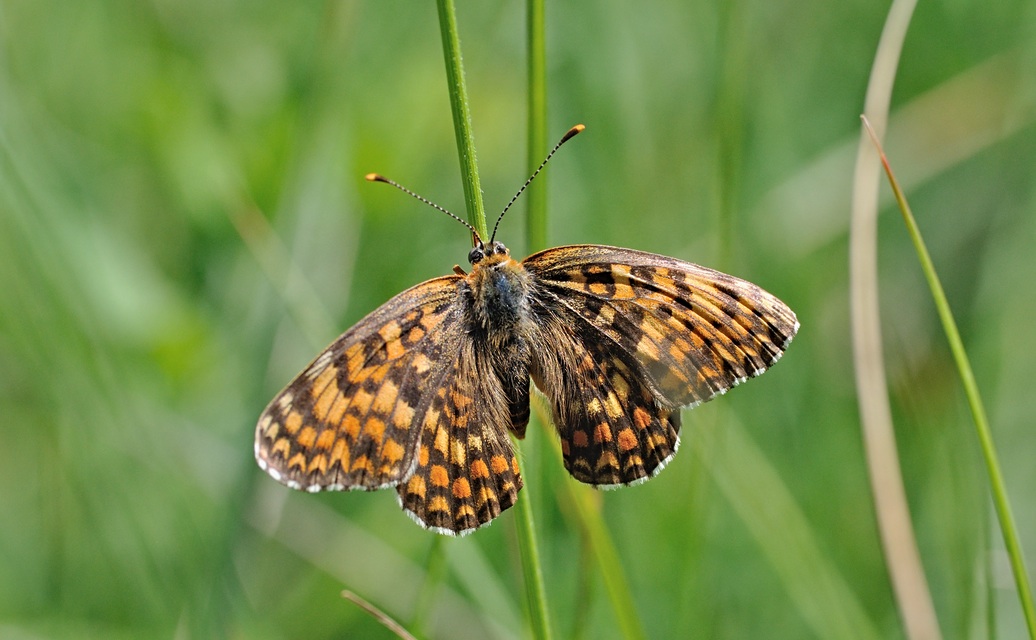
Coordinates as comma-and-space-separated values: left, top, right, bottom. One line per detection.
254, 125, 799, 536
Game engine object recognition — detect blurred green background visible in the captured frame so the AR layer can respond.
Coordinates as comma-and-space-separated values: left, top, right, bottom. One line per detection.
2, 1, 1035, 638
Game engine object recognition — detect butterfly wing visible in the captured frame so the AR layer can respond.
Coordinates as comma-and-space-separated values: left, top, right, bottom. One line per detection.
255, 275, 467, 493
395, 336, 523, 535
529, 312, 684, 486
255, 273, 524, 535
524, 244, 799, 486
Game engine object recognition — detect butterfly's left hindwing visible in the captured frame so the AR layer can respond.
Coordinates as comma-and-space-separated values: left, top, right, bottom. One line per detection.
396, 337, 524, 535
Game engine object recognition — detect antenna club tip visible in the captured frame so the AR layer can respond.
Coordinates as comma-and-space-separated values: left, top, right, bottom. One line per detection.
561, 124, 586, 143
365, 173, 387, 183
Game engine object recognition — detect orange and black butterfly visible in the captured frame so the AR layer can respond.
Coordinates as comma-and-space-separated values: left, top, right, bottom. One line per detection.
255, 125, 799, 535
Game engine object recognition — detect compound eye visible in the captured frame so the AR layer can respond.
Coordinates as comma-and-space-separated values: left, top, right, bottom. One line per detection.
493, 242, 507, 255
468, 247, 485, 264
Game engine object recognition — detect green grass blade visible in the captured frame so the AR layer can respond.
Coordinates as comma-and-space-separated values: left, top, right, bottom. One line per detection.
435, 0, 487, 240
522, 6, 644, 638
564, 483, 647, 640
698, 418, 883, 640
531, 399, 647, 640
863, 119, 1036, 640
525, 0, 548, 253
410, 536, 447, 637
435, 3, 552, 638
342, 590, 418, 640
510, 3, 554, 638
512, 451, 553, 640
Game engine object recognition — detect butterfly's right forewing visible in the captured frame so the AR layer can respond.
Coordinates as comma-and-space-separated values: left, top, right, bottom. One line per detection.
526, 245, 798, 407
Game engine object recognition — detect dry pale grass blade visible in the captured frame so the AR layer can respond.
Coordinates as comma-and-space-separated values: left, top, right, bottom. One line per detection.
850, 0, 942, 639
342, 590, 419, 640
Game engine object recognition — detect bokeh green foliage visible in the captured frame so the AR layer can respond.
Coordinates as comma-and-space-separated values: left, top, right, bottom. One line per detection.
1, 1, 1035, 638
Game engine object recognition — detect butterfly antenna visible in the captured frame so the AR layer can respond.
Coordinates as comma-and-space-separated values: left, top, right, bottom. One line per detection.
365, 173, 482, 241
490, 123, 586, 243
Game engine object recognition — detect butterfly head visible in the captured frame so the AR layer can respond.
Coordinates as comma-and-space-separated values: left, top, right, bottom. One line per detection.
468, 240, 511, 267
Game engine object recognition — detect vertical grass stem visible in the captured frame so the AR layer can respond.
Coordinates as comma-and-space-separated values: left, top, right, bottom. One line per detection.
863, 118, 1036, 639
436, 0, 488, 240
435, 2, 552, 637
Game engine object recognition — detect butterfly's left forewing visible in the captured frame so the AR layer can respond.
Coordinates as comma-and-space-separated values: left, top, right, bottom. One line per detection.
255, 276, 466, 493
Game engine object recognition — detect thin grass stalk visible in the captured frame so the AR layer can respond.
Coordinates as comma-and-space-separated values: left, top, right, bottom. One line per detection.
513, 1, 554, 638
849, 0, 942, 637
342, 590, 419, 640
521, 4, 647, 638
863, 118, 1036, 639
525, 0, 548, 252
410, 536, 447, 637
567, 484, 647, 640
513, 460, 552, 640
530, 399, 647, 640
987, 544, 998, 639
713, 0, 746, 271
435, 0, 487, 240
434, 2, 552, 637
698, 415, 883, 639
